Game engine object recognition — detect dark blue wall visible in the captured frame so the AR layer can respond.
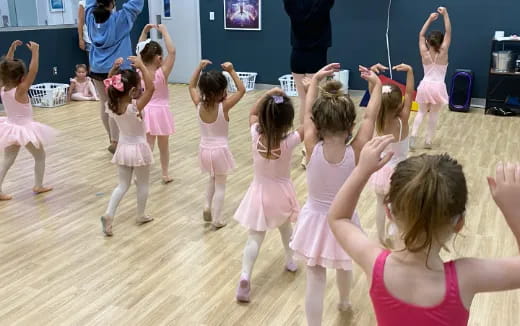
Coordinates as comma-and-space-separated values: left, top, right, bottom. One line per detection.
0, 0, 149, 85
200, 0, 520, 98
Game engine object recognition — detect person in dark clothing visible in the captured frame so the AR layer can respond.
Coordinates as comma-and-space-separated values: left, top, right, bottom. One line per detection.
284, 0, 335, 167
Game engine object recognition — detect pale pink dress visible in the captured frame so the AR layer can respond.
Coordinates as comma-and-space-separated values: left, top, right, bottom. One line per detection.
290, 142, 361, 270
416, 53, 449, 105
198, 103, 235, 175
371, 118, 409, 194
234, 123, 301, 231
107, 101, 153, 167
141, 68, 175, 136
0, 87, 57, 150
70, 77, 96, 97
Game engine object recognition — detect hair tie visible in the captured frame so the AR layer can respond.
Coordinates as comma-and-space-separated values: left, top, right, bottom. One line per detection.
382, 85, 393, 94
136, 39, 152, 55
104, 74, 124, 91
272, 95, 284, 104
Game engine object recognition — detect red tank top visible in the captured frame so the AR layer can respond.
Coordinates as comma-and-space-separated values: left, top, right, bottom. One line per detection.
369, 250, 469, 326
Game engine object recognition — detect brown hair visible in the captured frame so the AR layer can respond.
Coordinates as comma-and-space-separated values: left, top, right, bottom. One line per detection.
257, 94, 295, 158
93, 0, 114, 24
75, 64, 88, 72
312, 80, 356, 138
427, 30, 444, 53
376, 84, 404, 135
198, 70, 227, 107
139, 41, 163, 64
0, 57, 26, 87
106, 69, 140, 115
386, 154, 467, 257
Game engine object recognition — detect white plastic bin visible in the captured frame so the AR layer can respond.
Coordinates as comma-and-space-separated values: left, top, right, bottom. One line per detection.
29, 83, 69, 108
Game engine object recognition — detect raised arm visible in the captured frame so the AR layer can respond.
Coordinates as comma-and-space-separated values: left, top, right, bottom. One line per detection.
304, 63, 340, 158
437, 7, 451, 51
157, 24, 176, 78
116, 0, 144, 33
419, 13, 438, 55
368, 63, 388, 94
17, 42, 39, 95
108, 57, 124, 77
393, 63, 415, 121
78, 3, 86, 50
351, 66, 382, 163
6, 40, 22, 60
129, 56, 155, 111
222, 62, 246, 112
139, 24, 155, 42
328, 135, 394, 275
188, 60, 211, 105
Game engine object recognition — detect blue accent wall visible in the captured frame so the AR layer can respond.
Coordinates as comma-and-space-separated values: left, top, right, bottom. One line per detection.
0, 0, 149, 85
200, 0, 520, 98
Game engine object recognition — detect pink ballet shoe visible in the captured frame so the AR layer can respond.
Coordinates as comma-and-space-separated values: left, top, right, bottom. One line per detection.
136, 215, 154, 224
100, 216, 113, 236
162, 176, 174, 184
0, 193, 13, 201
212, 220, 227, 230
203, 209, 212, 222
33, 186, 53, 194
107, 143, 117, 154
424, 140, 433, 149
337, 301, 352, 312
285, 261, 298, 273
236, 277, 251, 303
301, 149, 307, 169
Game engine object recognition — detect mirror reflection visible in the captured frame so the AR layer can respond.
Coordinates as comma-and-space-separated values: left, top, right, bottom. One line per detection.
0, 0, 79, 28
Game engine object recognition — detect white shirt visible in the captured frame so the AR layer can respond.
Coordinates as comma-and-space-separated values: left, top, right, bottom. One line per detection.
78, 0, 91, 44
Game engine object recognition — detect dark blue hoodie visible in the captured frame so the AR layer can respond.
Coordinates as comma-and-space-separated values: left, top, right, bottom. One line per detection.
86, 0, 143, 73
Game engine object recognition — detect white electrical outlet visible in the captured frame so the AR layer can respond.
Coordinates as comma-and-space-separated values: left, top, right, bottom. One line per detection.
209, 12, 215, 21
53, 67, 58, 75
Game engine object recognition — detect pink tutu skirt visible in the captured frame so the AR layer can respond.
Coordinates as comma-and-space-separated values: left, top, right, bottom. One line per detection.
0, 118, 57, 150
199, 145, 235, 176
112, 143, 153, 167
370, 163, 395, 195
234, 177, 300, 231
291, 204, 361, 270
144, 104, 175, 136
416, 81, 449, 105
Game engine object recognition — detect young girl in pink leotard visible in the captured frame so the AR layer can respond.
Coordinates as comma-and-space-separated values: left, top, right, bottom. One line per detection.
188, 60, 245, 229
0, 40, 57, 201
411, 7, 451, 150
137, 24, 176, 184
329, 141, 520, 325
69, 64, 98, 101
290, 63, 382, 325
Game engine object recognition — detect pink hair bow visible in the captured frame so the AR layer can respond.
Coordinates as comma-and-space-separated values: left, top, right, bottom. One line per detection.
104, 74, 124, 91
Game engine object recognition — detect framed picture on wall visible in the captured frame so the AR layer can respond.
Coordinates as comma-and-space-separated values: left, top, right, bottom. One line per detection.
224, 0, 261, 31
49, 0, 65, 12
163, 0, 172, 19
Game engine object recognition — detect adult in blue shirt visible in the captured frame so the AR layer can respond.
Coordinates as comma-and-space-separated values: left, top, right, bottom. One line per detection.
86, 0, 144, 153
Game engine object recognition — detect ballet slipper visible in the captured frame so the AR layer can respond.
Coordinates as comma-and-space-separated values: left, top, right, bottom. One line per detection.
0, 193, 13, 201
202, 209, 212, 222
337, 301, 353, 312
136, 215, 154, 224
285, 261, 298, 273
212, 220, 227, 230
100, 216, 113, 236
424, 140, 433, 149
107, 142, 117, 154
33, 186, 53, 194
301, 149, 307, 169
162, 176, 173, 184
236, 277, 251, 303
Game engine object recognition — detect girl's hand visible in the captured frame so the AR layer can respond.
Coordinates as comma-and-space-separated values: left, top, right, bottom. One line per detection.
488, 162, 520, 223
200, 59, 212, 69
370, 63, 389, 74
128, 56, 144, 69
357, 135, 395, 176
157, 24, 168, 33
393, 63, 412, 72
26, 41, 39, 53
144, 23, 157, 32
437, 7, 447, 16
266, 87, 285, 97
114, 57, 124, 68
10, 40, 23, 50
429, 13, 439, 21
359, 65, 379, 84
314, 63, 340, 81
221, 62, 234, 72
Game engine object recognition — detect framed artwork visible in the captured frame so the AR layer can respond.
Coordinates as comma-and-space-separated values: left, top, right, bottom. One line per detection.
224, 0, 261, 31
163, 0, 172, 19
49, 0, 65, 12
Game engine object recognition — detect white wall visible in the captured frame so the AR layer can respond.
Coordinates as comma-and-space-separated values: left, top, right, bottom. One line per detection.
0, 0, 10, 27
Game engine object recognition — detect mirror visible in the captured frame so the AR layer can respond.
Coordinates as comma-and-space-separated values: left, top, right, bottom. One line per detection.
0, 0, 79, 28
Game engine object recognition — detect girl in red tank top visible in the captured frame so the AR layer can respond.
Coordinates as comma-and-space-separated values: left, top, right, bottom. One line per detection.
328, 137, 520, 325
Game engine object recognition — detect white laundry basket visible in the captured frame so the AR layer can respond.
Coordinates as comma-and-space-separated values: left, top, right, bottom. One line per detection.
333, 70, 349, 92
29, 83, 69, 108
279, 74, 298, 97
223, 72, 258, 92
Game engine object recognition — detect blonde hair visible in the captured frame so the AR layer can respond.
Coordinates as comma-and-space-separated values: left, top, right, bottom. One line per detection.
386, 154, 467, 256
376, 84, 403, 135
312, 80, 356, 138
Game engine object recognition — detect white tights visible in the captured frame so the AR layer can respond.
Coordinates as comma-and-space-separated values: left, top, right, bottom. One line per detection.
0, 144, 46, 193
411, 103, 442, 143
305, 266, 353, 326
105, 165, 150, 219
240, 221, 295, 279
93, 79, 119, 143
204, 174, 227, 224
